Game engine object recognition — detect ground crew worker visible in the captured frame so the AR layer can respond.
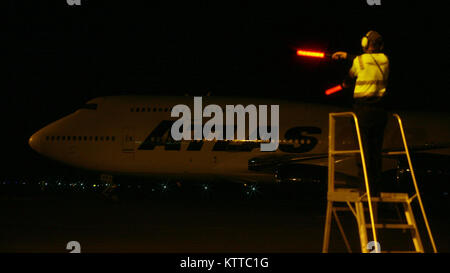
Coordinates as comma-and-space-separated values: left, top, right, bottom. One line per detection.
332, 30, 389, 196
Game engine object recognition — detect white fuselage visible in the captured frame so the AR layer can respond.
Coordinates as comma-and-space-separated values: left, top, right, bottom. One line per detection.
28, 96, 450, 182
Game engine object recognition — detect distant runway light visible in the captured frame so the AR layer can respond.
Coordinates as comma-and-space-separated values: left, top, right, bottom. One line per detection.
244, 183, 261, 198
159, 182, 170, 193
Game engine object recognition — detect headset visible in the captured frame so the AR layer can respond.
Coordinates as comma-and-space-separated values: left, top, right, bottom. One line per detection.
361, 32, 370, 50
361, 30, 384, 52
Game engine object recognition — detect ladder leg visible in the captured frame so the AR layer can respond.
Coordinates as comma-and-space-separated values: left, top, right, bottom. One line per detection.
394, 113, 437, 252
355, 201, 369, 253
333, 209, 352, 253
322, 201, 333, 253
403, 202, 424, 253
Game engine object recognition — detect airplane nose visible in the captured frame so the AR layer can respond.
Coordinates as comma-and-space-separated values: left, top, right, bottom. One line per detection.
29, 131, 42, 153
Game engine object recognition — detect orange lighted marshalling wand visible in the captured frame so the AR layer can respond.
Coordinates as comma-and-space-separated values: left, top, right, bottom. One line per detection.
296, 49, 331, 59
296, 49, 343, 95
325, 85, 343, 96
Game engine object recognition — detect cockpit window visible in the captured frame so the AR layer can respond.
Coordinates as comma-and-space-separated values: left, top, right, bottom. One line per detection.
79, 103, 98, 110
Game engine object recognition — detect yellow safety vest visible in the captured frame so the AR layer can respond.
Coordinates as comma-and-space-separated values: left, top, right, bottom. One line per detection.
349, 53, 389, 99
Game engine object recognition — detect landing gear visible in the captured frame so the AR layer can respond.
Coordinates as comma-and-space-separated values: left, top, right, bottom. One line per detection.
100, 174, 119, 202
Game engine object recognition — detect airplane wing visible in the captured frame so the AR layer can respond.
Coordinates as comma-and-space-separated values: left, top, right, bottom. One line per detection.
382, 143, 450, 157
248, 153, 329, 173
248, 142, 450, 182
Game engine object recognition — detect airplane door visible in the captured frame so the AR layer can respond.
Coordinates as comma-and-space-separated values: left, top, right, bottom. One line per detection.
122, 128, 135, 153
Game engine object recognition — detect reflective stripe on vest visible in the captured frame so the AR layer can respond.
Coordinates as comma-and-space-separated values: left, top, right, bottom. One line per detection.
358, 56, 364, 70
355, 80, 387, 85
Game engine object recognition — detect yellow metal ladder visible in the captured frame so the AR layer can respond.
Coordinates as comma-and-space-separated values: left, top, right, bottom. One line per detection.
322, 112, 437, 253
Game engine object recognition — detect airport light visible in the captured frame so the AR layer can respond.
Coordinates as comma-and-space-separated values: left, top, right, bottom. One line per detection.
159, 182, 170, 193
244, 183, 260, 198
201, 183, 211, 192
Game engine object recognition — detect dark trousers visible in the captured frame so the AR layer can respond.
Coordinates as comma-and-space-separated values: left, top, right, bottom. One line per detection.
353, 102, 388, 196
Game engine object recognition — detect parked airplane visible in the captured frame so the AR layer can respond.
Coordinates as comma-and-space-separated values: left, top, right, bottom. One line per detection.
28, 96, 450, 185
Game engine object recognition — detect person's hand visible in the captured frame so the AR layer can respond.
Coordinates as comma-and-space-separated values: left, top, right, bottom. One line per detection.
332, 51, 347, 60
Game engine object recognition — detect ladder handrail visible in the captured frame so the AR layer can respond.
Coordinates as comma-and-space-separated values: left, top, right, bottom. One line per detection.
393, 114, 437, 253
328, 112, 379, 253
325, 111, 437, 253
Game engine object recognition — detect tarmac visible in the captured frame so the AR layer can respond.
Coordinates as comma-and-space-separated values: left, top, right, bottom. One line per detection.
1, 180, 449, 253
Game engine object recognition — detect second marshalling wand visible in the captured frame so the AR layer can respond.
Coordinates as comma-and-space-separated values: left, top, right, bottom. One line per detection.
296, 49, 343, 95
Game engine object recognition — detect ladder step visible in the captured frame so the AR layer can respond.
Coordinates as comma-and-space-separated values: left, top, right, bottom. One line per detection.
362, 192, 410, 203
328, 190, 361, 202
366, 224, 415, 229
386, 151, 407, 155
328, 190, 410, 203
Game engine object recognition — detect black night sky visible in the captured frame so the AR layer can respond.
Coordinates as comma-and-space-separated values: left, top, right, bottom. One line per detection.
2, 0, 450, 255
4, 1, 450, 174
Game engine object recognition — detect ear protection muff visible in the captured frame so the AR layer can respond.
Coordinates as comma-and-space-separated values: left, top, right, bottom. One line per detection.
361, 31, 372, 50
